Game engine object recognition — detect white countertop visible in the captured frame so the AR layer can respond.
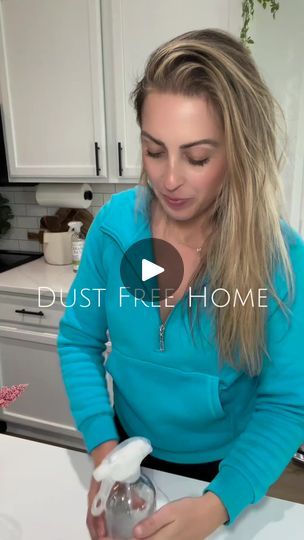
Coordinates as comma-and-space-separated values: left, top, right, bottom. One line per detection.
0, 434, 303, 540
0, 257, 75, 297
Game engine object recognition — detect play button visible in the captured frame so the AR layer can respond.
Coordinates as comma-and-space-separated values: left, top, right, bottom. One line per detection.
142, 259, 164, 282
120, 238, 184, 302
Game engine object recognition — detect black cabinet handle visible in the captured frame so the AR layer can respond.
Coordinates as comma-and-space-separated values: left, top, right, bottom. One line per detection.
15, 309, 45, 317
118, 142, 123, 176
95, 141, 101, 176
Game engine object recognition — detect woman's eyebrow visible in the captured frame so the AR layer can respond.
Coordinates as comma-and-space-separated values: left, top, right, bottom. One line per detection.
141, 130, 220, 148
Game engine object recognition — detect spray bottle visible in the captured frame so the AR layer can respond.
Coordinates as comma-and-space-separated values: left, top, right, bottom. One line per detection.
67, 221, 85, 272
91, 437, 157, 539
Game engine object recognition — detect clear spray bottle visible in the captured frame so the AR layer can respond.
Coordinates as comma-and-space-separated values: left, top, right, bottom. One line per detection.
91, 437, 156, 539
67, 221, 85, 272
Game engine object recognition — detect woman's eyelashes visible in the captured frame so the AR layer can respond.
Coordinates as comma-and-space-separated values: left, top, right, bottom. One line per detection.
188, 156, 210, 166
144, 150, 210, 167
145, 150, 164, 159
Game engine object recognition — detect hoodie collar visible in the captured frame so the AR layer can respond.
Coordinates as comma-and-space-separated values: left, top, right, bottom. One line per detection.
98, 185, 153, 252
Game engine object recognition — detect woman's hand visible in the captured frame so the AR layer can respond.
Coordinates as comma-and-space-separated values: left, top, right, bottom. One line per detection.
132, 492, 229, 540
86, 474, 106, 540
87, 440, 118, 540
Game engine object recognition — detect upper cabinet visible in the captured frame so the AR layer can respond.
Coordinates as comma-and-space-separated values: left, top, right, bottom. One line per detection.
102, 0, 242, 180
0, 0, 242, 182
0, 0, 107, 180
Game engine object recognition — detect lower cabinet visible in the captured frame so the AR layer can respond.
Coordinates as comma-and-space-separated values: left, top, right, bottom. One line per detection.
0, 324, 84, 448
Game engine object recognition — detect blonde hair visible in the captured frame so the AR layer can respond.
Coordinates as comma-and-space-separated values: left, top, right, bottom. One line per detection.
130, 29, 294, 377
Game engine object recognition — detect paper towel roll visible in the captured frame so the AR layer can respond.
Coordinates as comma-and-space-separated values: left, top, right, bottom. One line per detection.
35, 183, 93, 208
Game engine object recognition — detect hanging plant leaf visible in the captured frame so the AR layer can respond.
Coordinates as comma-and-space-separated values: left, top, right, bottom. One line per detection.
241, 0, 280, 47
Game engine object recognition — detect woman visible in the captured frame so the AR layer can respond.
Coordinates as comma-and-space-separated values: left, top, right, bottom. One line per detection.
57, 29, 304, 539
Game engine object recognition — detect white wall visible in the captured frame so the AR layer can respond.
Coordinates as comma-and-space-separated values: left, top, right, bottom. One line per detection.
251, 0, 304, 235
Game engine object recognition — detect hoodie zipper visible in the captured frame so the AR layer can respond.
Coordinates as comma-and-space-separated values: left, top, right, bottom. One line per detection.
99, 223, 183, 353
159, 310, 173, 352
159, 322, 166, 352
158, 299, 184, 352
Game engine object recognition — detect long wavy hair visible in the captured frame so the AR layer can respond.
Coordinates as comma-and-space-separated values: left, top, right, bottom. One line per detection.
130, 29, 294, 377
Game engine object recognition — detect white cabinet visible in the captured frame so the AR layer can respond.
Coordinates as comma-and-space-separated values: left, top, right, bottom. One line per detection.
102, 0, 242, 180
0, 325, 79, 438
0, 290, 85, 448
0, 288, 113, 449
0, 0, 107, 180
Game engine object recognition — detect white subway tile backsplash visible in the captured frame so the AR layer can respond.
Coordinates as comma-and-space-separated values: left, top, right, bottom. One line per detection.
10, 203, 27, 216
91, 206, 101, 217
0, 190, 14, 203
9, 217, 18, 227
8, 185, 36, 191
3, 228, 28, 240
23, 185, 36, 191
19, 239, 42, 252
1, 183, 133, 253
115, 183, 136, 192
0, 239, 19, 250
103, 194, 113, 204
14, 190, 37, 204
26, 205, 48, 217
91, 193, 104, 206
47, 207, 58, 215
16, 216, 39, 228
93, 183, 116, 194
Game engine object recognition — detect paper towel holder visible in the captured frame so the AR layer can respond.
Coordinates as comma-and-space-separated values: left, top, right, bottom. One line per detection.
35, 183, 93, 209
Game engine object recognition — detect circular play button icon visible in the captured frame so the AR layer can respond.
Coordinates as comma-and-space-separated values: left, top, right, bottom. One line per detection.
120, 238, 184, 302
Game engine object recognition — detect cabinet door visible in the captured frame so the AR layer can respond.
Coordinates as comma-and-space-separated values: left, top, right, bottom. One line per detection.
0, 0, 107, 179
0, 325, 80, 439
102, 0, 242, 180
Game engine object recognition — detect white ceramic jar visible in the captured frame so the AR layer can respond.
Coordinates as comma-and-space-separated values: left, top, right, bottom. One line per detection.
43, 231, 73, 265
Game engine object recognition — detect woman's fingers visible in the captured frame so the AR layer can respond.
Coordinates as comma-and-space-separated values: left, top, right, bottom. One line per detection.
86, 511, 106, 539
131, 491, 147, 511
87, 476, 107, 539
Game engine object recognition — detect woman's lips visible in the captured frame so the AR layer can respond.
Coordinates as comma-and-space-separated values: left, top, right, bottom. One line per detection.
162, 194, 192, 208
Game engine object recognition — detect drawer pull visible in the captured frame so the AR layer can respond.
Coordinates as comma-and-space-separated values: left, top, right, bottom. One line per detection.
15, 309, 45, 317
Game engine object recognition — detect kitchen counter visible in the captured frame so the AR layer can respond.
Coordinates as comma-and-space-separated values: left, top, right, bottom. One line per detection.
0, 257, 75, 297
0, 434, 303, 540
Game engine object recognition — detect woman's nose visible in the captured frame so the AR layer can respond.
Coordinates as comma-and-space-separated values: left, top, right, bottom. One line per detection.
163, 159, 183, 190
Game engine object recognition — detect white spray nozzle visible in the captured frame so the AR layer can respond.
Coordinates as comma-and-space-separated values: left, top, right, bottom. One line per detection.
91, 437, 152, 517
67, 221, 83, 233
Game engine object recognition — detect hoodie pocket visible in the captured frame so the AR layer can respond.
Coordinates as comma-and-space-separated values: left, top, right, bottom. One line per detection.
105, 348, 226, 452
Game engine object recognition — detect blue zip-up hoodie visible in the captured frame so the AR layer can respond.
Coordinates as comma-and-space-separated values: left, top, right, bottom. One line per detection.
57, 185, 304, 526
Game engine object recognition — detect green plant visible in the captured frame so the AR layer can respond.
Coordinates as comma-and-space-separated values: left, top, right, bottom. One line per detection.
0, 192, 14, 236
241, 0, 280, 47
